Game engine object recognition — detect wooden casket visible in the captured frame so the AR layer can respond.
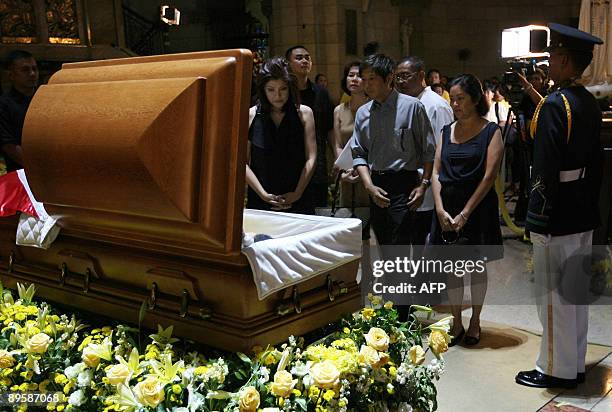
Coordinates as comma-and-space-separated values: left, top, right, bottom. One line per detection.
0, 49, 362, 352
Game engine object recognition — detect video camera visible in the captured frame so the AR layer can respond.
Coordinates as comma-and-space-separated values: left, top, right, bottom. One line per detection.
501, 25, 549, 107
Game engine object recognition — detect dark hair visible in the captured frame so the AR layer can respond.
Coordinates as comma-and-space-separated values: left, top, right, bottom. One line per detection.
449, 74, 489, 117
529, 68, 547, 81
431, 83, 444, 92
361, 54, 395, 81
398, 55, 425, 73
341, 60, 362, 95
483, 80, 496, 93
285, 45, 308, 60
426, 68, 440, 78
256, 57, 299, 113
315, 73, 326, 82
5, 50, 34, 70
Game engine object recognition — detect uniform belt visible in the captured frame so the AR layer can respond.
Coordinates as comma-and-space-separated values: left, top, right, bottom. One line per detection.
559, 167, 585, 183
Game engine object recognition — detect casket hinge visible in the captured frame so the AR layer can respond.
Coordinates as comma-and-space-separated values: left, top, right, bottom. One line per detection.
59, 263, 67, 286
148, 282, 158, 310
179, 289, 189, 318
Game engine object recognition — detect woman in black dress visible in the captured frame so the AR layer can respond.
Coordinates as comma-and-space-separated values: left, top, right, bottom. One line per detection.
246, 57, 316, 214
430, 74, 504, 346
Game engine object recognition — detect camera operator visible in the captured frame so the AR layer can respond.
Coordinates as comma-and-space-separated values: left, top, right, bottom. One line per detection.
517, 68, 547, 123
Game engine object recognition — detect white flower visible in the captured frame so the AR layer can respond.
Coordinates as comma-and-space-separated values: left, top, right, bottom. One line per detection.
64, 363, 85, 379
258, 366, 270, 384
77, 369, 92, 387
262, 409, 281, 412
398, 403, 413, 412
290, 361, 310, 377
68, 389, 86, 406
173, 408, 189, 412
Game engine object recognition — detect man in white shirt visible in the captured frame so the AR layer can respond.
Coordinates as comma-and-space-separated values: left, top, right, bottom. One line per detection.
395, 56, 454, 250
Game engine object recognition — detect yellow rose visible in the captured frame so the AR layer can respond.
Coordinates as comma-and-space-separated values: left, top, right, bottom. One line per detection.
408, 345, 425, 365
361, 308, 376, 321
310, 360, 340, 389
364, 327, 390, 352
106, 363, 130, 385
429, 330, 450, 357
82, 345, 100, 368
134, 376, 165, 408
270, 370, 296, 398
358, 345, 388, 369
384, 301, 393, 310
0, 350, 15, 368
26, 333, 52, 354
239, 386, 260, 412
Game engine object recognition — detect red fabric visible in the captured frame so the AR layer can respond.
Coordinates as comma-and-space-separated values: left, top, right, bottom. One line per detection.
0, 171, 38, 218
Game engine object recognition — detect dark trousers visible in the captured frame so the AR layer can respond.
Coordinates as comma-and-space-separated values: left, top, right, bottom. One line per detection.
370, 170, 419, 245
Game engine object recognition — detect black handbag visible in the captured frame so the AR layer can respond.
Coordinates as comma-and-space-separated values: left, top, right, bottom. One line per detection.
315, 173, 370, 239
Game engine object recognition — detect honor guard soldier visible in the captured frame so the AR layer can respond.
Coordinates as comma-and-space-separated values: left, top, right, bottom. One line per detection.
515, 23, 604, 389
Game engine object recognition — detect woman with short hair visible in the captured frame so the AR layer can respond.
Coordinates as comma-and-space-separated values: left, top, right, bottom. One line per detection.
430, 74, 504, 346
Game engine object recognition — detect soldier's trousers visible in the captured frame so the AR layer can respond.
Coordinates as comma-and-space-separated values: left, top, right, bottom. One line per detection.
532, 230, 593, 380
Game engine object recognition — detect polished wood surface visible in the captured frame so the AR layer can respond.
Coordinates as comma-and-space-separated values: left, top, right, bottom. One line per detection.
23, 50, 252, 262
0, 49, 362, 351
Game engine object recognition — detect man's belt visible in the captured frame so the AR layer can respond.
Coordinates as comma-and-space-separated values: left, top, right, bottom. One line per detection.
559, 167, 585, 182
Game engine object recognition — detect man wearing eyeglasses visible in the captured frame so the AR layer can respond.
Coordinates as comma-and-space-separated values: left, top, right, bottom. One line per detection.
395, 56, 453, 250
285, 45, 334, 208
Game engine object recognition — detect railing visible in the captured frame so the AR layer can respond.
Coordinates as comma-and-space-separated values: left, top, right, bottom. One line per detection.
122, 5, 166, 56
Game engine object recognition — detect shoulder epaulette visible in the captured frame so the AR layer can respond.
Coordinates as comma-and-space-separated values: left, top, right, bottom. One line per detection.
530, 92, 572, 142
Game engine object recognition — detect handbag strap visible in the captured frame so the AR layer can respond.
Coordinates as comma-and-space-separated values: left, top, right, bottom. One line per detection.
330, 172, 343, 217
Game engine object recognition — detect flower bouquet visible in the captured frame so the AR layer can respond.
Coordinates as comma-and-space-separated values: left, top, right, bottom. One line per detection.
0, 284, 450, 411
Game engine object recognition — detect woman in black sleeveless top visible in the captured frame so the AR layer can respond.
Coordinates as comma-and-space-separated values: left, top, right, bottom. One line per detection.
430, 74, 504, 346
246, 57, 316, 214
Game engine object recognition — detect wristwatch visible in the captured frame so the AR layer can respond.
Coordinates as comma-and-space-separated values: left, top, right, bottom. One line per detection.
420, 178, 431, 187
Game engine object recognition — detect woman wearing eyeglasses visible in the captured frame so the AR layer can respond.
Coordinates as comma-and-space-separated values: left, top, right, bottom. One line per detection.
430, 74, 504, 347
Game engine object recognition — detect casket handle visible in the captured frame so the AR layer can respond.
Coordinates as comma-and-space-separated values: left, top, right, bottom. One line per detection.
179, 289, 189, 318
327, 275, 348, 301
7, 251, 15, 274
293, 286, 302, 314
83, 269, 91, 293
59, 263, 67, 286
148, 282, 158, 310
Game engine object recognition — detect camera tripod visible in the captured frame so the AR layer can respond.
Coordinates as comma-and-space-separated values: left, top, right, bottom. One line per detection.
496, 104, 532, 239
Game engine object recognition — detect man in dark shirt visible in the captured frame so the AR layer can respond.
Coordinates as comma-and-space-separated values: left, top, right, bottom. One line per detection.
0, 50, 38, 172
285, 45, 334, 207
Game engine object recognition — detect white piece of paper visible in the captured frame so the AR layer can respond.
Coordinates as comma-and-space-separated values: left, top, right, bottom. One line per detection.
334, 139, 354, 171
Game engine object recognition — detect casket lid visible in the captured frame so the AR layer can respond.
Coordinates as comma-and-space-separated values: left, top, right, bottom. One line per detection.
23, 49, 253, 266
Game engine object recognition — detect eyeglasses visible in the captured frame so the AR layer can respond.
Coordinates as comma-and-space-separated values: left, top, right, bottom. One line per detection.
394, 72, 418, 82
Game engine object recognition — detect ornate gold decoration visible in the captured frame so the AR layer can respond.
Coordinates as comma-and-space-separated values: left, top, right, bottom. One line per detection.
0, 0, 38, 43
45, 0, 79, 43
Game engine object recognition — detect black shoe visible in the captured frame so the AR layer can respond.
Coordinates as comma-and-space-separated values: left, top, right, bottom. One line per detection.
515, 370, 577, 389
577, 372, 585, 384
464, 327, 481, 346
449, 327, 465, 347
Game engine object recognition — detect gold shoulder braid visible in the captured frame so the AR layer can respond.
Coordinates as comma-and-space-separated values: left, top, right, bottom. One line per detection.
529, 92, 572, 142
